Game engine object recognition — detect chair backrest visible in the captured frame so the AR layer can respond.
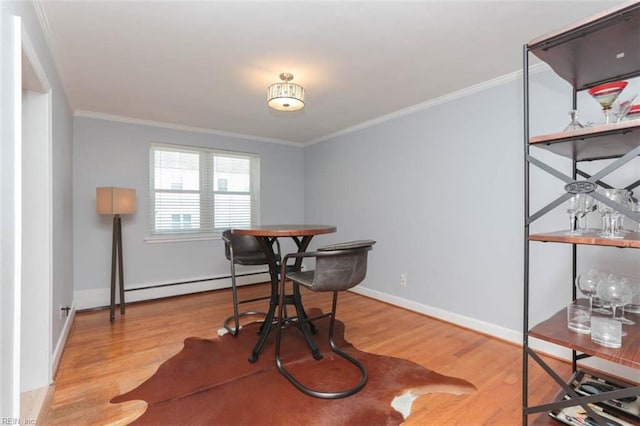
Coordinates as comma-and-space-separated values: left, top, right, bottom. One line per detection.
222, 229, 268, 265
311, 240, 376, 292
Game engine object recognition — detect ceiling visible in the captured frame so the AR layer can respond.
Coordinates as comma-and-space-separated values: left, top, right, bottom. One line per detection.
38, 1, 624, 145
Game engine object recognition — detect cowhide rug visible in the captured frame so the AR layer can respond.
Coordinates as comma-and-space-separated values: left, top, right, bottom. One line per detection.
111, 309, 475, 425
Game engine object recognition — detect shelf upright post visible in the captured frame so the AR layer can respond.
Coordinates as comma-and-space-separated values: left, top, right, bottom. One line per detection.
571, 87, 578, 373
522, 42, 531, 426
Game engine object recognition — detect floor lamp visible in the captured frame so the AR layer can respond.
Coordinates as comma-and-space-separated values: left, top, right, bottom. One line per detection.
97, 187, 136, 321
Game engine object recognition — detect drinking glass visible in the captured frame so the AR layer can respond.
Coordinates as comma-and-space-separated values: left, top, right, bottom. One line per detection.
618, 275, 640, 325
597, 273, 632, 335
576, 196, 594, 233
634, 199, 640, 232
566, 194, 589, 235
614, 190, 633, 235
566, 196, 580, 235
588, 81, 628, 124
613, 93, 638, 122
575, 269, 600, 313
598, 189, 629, 239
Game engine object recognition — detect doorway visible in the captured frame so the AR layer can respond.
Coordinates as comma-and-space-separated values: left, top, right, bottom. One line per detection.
20, 30, 53, 415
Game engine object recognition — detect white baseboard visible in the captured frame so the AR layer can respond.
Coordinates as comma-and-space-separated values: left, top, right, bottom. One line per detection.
351, 286, 640, 382
52, 303, 75, 379
73, 272, 270, 310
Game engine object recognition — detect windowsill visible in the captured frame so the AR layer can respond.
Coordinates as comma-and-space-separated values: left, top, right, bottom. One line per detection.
145, 233, 221, 243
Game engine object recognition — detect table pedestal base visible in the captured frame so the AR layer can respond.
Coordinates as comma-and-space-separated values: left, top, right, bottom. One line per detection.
249, 287, 321, 363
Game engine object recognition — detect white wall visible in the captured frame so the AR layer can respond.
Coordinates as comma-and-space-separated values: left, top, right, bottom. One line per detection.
72, 117, 305, 308
2, 0, 74, 415
21, 88, 52, 392
17, 0, 74, 385
1, 6, 22, 418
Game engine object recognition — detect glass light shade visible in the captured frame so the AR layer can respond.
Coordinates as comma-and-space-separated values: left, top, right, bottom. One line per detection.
267, 82, 305, 111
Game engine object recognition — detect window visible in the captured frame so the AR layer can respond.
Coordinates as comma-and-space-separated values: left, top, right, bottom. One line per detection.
149, 143, 260, 239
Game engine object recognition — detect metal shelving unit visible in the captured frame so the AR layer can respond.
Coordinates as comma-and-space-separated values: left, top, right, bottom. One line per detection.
523, 2, 640, 425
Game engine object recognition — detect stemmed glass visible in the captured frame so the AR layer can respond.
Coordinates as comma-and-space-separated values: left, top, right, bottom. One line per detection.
618, 275, 640, 325
616, 190, 634, 235
566, 194, 590, 235
588, 81, 628, 124
576, 196, 594, 233
598, 189, 628, 239
613, 93, 638, 122
597, 273, 633, 335
567, 195, 581, 235
633, 198, 640, 232
576, 269, 610, 314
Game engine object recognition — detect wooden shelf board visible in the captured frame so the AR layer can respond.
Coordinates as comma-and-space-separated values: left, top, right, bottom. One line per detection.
527, 2, 640, 89
529, 120, 640, 161
529, 304, 640, 370
529, 230, 640, 248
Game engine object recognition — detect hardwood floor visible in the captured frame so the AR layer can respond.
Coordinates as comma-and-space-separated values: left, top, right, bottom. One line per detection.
40, 284, 572, 425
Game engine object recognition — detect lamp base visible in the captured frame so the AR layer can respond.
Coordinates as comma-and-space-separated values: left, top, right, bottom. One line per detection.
110, 214, 126, 321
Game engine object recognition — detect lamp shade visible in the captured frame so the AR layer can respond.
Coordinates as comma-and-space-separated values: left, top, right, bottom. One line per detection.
97, 187, 136, 215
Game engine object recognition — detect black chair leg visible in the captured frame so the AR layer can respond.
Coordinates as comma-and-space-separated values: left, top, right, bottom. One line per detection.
274, 292, 368, 399
223, 261, 241, 336
223, 256, 269, 337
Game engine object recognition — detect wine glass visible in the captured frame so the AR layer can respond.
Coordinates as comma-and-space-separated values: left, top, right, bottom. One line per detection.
566, 195, 581, 235
613, 93, 638, 122
625, 104, 640, 121
616, 190, 634, 235
618, 275, 640, 325
566, 195, 589, 235
588, 81, 629, 124
597, 273, 633, 335
598, 189, 627, 239
575, 269, 601, 312
576, 195, 594, 233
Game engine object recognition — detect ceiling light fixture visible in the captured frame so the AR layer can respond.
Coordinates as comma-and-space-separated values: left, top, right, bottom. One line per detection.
267, 73, 305, 111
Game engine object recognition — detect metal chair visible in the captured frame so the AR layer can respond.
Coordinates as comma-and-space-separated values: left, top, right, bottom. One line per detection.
275, 240, 376, 399
222, 229, 277, 336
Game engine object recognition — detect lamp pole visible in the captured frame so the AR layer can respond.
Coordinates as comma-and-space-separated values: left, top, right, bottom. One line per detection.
110, 213, 125, 321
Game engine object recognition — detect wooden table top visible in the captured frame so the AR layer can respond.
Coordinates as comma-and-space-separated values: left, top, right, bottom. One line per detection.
231, 224, 337, 237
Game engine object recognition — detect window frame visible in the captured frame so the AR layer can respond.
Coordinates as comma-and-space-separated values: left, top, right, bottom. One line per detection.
147, 142, 260, 242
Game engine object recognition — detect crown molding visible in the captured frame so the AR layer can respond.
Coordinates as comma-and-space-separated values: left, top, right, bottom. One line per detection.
305, 62, 550, 146
32, 1, 70, 98
74, 111, 303, 147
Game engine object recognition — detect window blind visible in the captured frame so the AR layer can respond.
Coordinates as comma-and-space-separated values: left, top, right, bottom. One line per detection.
149, 143, 259, 238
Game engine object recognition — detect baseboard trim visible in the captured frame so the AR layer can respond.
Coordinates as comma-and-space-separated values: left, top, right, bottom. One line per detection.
350, 286, 640, 381
52, 303, 75, 379
74, 272, 270, 310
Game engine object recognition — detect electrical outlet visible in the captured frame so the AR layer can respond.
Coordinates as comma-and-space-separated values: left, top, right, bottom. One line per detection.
400, 273, 407, 287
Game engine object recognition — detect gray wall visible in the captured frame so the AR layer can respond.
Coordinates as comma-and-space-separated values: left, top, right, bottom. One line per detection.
73, 118, 305, 303
304, 68, 640, 335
